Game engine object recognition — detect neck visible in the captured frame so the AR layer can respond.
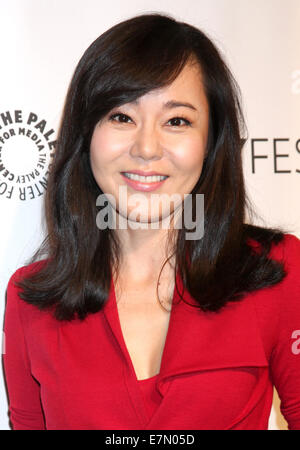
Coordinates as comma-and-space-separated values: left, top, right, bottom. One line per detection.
112, 212, 178, 284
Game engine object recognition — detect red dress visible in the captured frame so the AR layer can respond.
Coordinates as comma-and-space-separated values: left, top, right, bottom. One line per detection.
3, 233, 300, 430
137, 374, 161, 422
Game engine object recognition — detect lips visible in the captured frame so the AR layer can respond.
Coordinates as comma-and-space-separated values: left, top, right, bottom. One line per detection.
121, 170, 168, 177
120, 171, 169, 192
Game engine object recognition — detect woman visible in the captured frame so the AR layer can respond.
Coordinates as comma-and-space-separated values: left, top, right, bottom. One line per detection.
3, 12, 300, 430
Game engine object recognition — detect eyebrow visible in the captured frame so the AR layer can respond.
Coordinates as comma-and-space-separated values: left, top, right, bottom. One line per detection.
130, 99, 197, 111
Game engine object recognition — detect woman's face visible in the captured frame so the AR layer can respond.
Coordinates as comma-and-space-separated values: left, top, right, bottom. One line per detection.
90, 60, 209, 226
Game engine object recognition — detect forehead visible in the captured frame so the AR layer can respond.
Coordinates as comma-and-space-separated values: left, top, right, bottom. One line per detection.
163, 61, 204, 95
130, 61, 207, 108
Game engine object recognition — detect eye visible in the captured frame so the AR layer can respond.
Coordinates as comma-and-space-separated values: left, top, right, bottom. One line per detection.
108, 113, 133, 124
167, 117, 192, 127
108, 112, 192, 127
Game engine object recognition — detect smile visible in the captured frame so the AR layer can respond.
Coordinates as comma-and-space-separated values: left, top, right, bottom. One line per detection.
120, 172, 169, 192
122, 172, 168, 182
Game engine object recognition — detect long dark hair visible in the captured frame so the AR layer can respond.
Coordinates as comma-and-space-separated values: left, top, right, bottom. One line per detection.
15, 12, 289, 321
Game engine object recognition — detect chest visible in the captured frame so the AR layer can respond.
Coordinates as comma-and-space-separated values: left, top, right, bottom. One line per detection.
115, 282, 173, 380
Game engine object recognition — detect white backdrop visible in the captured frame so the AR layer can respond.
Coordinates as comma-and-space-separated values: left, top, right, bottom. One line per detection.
0, 0, 299, 430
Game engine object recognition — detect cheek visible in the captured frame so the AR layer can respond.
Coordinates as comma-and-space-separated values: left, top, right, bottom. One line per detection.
172, 137, 206, 175
89, 127, 125, 169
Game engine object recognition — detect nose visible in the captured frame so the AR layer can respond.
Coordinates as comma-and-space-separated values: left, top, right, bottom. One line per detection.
129, 123, 163, 161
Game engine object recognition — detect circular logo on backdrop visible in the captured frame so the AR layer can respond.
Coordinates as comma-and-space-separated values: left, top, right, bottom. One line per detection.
0, 109, 56, 201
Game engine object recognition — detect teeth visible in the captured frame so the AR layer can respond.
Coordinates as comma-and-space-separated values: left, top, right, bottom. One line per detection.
123, 172, 168, 182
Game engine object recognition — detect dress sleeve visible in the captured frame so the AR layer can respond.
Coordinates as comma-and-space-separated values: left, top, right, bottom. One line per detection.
269, 234, 300, 430
2, 267, 46, 430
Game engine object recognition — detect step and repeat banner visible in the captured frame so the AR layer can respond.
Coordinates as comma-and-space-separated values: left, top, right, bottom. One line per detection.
0, 0, 299, 430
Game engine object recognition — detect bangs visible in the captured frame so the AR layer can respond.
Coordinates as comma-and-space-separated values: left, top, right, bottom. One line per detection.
79, 16, 195, 137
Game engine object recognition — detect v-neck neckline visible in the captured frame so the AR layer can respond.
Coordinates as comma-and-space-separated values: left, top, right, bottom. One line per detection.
102, 267, 183, 427
101, 256, 272, 429
109, 267, 182, 383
